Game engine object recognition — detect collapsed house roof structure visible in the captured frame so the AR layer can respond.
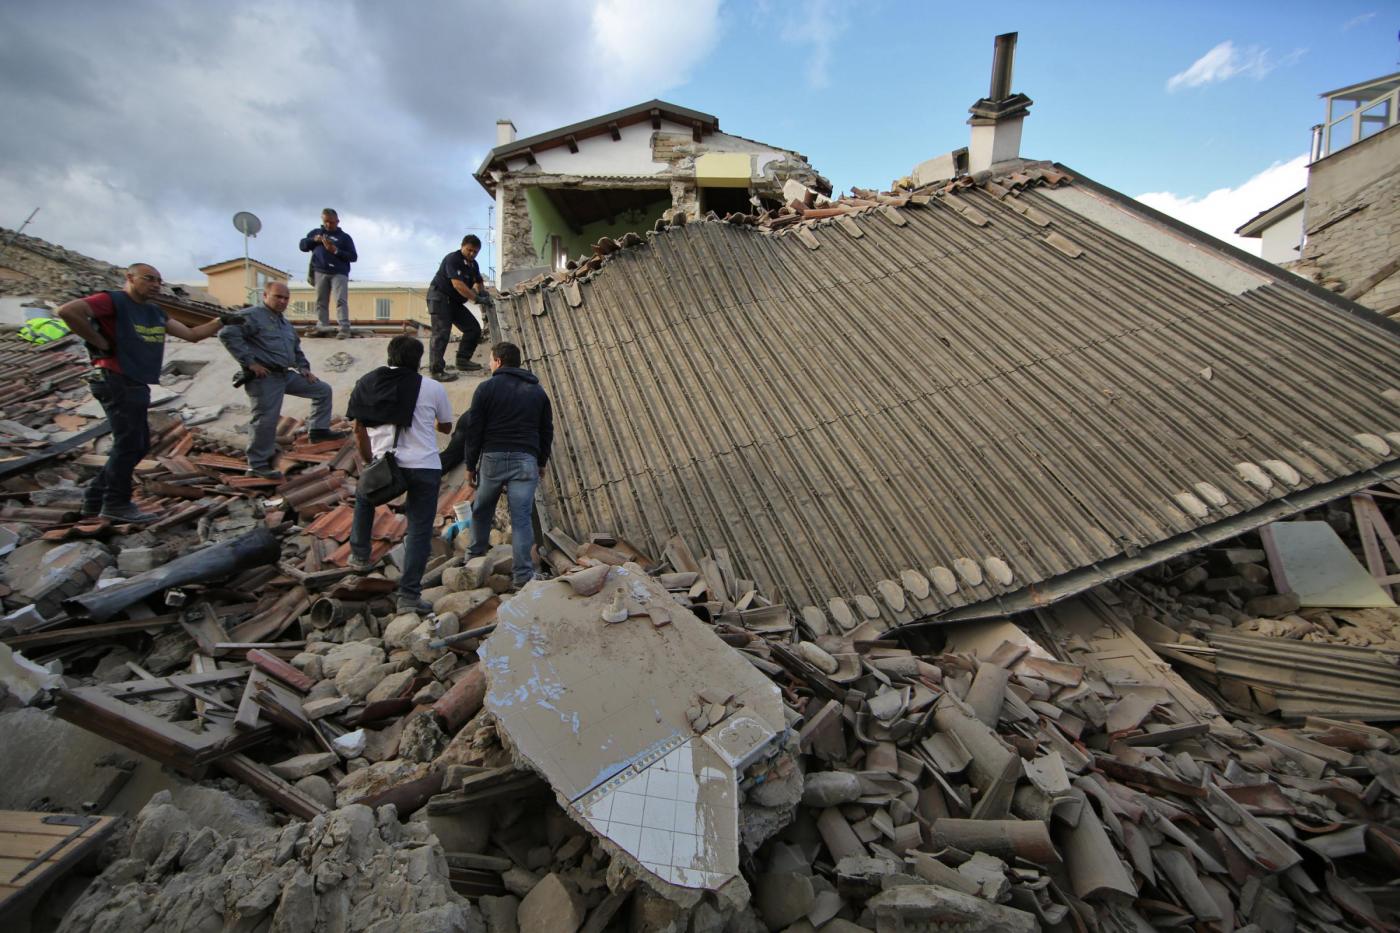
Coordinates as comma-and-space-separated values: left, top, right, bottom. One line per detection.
491, 162, 1400, 631
0, 227, 227, 324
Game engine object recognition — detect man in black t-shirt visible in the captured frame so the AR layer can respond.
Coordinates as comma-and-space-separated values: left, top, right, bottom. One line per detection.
426, 234, 489, 382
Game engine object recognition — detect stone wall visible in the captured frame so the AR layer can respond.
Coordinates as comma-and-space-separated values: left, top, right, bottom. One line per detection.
1293, 125, 1400, 317
498, 182, 536, 277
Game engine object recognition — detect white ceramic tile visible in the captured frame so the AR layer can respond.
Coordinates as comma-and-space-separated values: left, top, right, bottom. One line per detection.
609, 791, 647, 827
644, 766, 680, 800
642, 795, 677, 831
607, 821, 641, 854
582, 791, 614, 823
638, 826, 674, 865
670, 832, 702, 869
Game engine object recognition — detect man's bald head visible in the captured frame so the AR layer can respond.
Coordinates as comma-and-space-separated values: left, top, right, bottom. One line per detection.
125, 263, 162, 301
263, 280, 291, 313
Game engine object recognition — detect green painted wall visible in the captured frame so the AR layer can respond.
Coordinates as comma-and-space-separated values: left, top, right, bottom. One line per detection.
524, 188, 670, 266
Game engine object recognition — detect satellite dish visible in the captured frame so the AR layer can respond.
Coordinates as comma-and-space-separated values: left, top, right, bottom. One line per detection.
232, 211, 262, 237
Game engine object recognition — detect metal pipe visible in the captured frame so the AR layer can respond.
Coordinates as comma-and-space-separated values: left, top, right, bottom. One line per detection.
63, 527, 281, 622
989, 32, 1018, 101
309, 598, 368, 629
428, 623, 498, 649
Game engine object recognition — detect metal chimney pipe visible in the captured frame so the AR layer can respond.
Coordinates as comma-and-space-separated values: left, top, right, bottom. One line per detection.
989, 32, 1018, 101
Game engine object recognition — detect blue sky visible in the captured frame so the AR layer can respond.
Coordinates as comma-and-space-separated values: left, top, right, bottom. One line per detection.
0, 1, 1395, 283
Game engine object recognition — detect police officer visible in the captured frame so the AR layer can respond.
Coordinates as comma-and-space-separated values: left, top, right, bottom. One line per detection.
56, 263, 227, 523
220, 281, 344, 481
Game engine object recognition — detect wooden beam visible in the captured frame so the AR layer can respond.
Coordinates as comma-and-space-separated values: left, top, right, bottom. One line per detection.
650, 108, 661, 130
608, 122, 621, 141
692, 120, 703, 142
524, 148, 536, 166
564, 134, 578, 154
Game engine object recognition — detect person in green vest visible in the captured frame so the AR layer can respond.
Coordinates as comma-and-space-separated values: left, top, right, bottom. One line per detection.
56, 263, 227, 524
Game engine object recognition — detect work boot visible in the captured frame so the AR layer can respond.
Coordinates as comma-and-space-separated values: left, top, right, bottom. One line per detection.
348, 553, 378, 574
337, 327, 351, 340
308, 428, 347, 443
100, 503, 160, 525
79, 495, 103, 519
247, 467, 285, 481
396, 596, 434, 615
430, 369, 458, 383
457, 360, 485, 373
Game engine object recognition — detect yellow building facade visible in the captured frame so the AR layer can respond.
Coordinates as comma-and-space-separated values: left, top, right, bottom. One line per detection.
198, 259, 290, 308
285, 282, 431, 324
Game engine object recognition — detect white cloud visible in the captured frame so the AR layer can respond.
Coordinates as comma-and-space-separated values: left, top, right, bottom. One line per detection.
1135, 155, 1308, 255
1166, 40, 1297, 92
1342, 12, 1376, 30
765, 0, 850, 89
591, 0, 721, 88
0, 0, 726, 284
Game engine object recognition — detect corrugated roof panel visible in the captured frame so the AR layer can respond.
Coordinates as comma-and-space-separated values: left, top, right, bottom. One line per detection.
498, 173, 1400, 627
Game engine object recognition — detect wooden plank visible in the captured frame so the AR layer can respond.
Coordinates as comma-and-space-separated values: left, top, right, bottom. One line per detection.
0, 812, 114, 922
2, 616, 183, 650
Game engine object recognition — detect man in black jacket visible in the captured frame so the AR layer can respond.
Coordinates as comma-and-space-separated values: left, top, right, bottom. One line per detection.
462, 342, 553, 587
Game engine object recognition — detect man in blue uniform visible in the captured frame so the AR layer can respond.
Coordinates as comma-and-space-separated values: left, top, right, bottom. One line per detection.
426, 234, 488, 382
56, 263, 227, 523
220, 281, 343, 481
299, 208, 358, 338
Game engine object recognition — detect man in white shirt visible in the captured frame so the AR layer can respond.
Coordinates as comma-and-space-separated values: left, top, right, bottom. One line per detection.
345, 336, 453, 613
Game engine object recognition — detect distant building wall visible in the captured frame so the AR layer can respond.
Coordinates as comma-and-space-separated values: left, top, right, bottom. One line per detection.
285, 284, 431, 323
204, 264, 289, 308
1259, 209, 1303, 264
1295, 124, 1400, 314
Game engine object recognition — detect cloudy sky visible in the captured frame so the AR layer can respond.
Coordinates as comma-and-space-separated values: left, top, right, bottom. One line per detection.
0, 0, 1394, 283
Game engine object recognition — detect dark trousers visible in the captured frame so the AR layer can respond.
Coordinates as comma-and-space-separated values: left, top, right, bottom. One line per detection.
84, 370, 152, 510
350, 467, 441, 601
439, 410, 472, 473
428, 296, 482, 373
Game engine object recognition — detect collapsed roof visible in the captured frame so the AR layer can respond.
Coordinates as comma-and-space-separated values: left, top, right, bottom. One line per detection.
0, 227, 224, 323
492, 163, 1400, 631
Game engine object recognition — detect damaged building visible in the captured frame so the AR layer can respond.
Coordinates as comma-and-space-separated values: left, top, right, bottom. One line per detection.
3, 32, 1400, 933
475, 100, 830, 287
1237, 68, 1400, 318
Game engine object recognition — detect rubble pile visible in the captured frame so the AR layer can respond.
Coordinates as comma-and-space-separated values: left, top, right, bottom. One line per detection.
2, 330, 1400, 933
58, 792, 478, 933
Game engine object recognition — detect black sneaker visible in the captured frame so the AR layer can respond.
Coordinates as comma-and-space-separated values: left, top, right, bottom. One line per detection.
396, 596, 434, 615
308, 429, 347, 443
246, 467, 285, 481
100, 503, 160, 525
430, 370, 458, 383
458, 361, 485, 372
337, 329, 351, 340
79, 500, 103, 519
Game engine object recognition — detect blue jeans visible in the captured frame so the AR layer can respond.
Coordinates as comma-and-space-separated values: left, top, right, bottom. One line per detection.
351, 467, 441, 602
85, 370, 151, 510
469, 452, 539, 585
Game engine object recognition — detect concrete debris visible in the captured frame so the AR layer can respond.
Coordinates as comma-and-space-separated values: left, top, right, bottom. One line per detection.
56, 794, 482, 933
3, 231, 1400, 933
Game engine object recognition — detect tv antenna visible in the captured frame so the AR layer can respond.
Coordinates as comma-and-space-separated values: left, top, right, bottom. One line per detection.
232, 211, 262, 306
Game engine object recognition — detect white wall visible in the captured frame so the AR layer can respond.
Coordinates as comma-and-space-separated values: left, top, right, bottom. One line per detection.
505, 119, 679, 176
500, 121, 796, 179
1258, 209, 1304, 264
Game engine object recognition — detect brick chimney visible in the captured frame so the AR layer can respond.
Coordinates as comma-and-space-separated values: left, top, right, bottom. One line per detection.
967, 33, 1033, 173
496, 120, 517, 146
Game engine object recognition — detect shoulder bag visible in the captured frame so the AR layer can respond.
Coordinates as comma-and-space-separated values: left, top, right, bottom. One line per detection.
359, 426, 407, 506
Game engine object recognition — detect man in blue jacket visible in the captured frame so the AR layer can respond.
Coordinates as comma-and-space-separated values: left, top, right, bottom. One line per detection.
299, 208, 358, 338
462, 342, 553, 588
221, 281, 343, 480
